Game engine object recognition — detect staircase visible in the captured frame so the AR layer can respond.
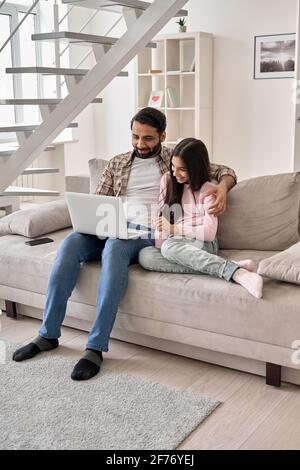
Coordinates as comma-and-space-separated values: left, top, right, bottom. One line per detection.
0, 0, 188, 199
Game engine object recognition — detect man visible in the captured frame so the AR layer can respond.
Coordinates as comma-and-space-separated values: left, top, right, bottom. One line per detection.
13, 107, 237, 381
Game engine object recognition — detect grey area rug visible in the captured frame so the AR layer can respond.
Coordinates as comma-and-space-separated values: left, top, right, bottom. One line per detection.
0, 340, 221, 450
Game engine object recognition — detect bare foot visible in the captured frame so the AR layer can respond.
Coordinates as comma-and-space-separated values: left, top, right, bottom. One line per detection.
232, 259, 255, 272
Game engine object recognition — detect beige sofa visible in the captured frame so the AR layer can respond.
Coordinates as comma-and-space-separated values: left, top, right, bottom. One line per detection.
1, 168, 300, 387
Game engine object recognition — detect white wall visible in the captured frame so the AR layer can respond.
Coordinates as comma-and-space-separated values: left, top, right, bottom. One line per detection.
92, 0, 297, 181
91, 12, 135, 160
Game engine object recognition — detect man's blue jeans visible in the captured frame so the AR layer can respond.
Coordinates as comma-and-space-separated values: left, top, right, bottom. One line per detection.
38, 231, 154, 352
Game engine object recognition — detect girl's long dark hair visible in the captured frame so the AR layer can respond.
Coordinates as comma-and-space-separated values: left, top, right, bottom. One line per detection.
164, 138, 211, 209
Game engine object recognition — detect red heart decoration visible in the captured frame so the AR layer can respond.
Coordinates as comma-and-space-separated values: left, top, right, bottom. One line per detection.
152, 96, 160, 102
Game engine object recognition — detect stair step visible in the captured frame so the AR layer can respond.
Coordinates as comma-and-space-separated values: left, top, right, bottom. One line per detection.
0, 145, 55, 156
21, 167, 60, 175
0, 98, 102, 105
0, 123, 78, 132
2, 186, 60, 196
61, 0, 188, 17
32, 31, 156, 49
6, 66, 128, 77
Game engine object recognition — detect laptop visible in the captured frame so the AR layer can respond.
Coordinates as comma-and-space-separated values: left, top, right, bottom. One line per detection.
65, 192, 151, 240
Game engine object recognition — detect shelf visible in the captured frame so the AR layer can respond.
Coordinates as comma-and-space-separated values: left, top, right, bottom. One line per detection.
166, 71, 195, 75
137, 107, 165, 111
138, 107, 195, 111
138, 72, 194, 76
166, 108, 195, 111
138, 73, 164, 77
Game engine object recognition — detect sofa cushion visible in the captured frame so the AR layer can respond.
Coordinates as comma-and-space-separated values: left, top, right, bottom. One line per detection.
88, 158, 109, 194
257, 241, 300, 285
0, 229, 299, 350
65, 175, 90, 194
218, 172, 300, 251
0, 199, 71, 238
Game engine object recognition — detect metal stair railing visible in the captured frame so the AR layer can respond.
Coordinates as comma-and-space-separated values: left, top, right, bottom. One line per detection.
55, 6, 101, 64
58, 3, 75, 25
56, 14, 124, 93
0, 0, 41, 55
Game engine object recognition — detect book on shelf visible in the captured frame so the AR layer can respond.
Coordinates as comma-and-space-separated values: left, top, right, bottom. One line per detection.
189, 56, 196, 72
148, 90, 164, 108
181, 58, 195, 73
166, 87, 179, 108
148, 69, 162, 74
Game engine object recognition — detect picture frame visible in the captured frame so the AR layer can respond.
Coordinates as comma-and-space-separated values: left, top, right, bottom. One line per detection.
254, 33, 296, 79
148, 90, 164, 108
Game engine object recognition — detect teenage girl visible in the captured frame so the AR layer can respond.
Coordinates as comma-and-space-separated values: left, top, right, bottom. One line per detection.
139, 138, 263, 298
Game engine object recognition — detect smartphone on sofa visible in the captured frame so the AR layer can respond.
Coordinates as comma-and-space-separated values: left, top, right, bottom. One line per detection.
25, 237, 54, 246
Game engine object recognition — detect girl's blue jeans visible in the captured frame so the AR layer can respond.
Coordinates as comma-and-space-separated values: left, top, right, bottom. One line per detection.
139, 237, 239, 281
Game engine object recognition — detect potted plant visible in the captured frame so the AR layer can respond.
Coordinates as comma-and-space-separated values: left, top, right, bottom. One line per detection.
176, 17, 186, 33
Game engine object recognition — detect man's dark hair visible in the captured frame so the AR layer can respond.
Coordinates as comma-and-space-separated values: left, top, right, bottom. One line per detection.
130, 107, 167, 134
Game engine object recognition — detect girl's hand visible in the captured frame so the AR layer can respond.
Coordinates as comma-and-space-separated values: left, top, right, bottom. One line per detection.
154, 216, 175, 236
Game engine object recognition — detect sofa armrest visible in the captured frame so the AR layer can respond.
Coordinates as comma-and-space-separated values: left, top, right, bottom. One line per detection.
65, 175, 90, 194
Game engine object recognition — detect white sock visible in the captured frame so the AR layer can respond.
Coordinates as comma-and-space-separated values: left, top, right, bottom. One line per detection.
232, 268, 263, 299
232, 259, 255, 272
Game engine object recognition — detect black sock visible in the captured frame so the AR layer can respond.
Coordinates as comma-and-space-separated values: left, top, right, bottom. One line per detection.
12, 336, 59, 362
71, 348, 103, 381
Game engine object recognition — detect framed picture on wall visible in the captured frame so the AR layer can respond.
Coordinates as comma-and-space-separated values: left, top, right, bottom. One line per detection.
254, 33, 296, 79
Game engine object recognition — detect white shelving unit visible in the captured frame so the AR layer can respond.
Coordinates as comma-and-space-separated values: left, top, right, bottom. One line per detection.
135, 31, 213, 157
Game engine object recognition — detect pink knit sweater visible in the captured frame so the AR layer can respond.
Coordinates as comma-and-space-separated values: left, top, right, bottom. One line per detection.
155, 173, 218, 248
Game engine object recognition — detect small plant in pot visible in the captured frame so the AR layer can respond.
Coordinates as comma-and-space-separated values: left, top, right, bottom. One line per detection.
176, 17, 186, 33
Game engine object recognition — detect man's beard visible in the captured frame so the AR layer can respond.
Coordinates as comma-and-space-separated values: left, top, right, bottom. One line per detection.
134, 141, 162, 159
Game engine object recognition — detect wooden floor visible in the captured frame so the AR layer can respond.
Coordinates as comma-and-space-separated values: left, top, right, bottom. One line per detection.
1, 312, 300, 450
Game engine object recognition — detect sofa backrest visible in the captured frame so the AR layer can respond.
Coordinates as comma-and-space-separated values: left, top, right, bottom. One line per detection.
65, 175, 90, 194
218, 172, 300, 251
89, 158, 109, 194
66, 163, 300, 252
65, 158, 108, 195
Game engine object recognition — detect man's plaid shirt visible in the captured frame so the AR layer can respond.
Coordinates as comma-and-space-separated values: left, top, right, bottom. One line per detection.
95, 146, 237, 196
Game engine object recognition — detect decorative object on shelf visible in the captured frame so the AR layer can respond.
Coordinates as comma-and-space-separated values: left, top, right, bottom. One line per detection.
166, 87, 179, 108
148, 69, 162, 74
254, 33, 296, 79
176, 17, 186, 33
148, 90, 164, 108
